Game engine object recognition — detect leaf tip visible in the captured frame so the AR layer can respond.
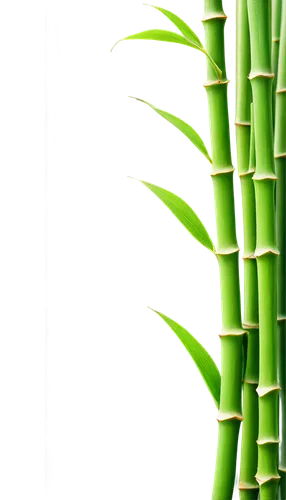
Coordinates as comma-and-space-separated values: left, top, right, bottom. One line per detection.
145, 304, 153, 312
126, 172, 138, 184
108, 40, 122, 54
140, 0, 154, 7
145, 304, 165, 314
126, 92, 140, 103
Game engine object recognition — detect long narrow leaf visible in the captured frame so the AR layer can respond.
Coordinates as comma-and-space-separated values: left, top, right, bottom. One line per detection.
111, 29, 193, 52
130, 97, 212, 163
132, 178, 215, 253
108, 26, 222, 80
150, 308, 221, 407
143, 4, 203, 49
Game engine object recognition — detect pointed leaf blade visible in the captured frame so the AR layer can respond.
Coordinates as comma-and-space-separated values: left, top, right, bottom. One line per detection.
144, 4, 203, 50
111, 29, 193, 52
135, 178, 215, 253
111, 24, 222, 79
130, 97, 212, 163
151, 309, 221, 407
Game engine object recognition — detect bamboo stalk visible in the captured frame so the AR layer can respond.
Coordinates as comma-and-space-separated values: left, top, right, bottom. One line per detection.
236, 2, 259, 498
274, 2, 286, 497
247, 1, 280, 498
272, 0, 282, 123
239, 92, 259, 500
234, 5, 255, 500
203, 1, 245, 498
238, 108, 259, 500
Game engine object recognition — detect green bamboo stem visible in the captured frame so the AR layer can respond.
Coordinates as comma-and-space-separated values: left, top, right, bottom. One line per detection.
203, 2, 244, 499
274, 2, 286, 497
248, 1, 280, 498
236, 2, 259, 498
272, 0, 282, 123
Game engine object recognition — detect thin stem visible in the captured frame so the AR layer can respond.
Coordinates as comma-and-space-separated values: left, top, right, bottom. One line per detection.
203, 49, 223, 81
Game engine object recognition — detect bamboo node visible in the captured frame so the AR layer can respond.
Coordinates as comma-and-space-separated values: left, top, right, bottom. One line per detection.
219, 328, 247, 338
217, 411, 243, 422
242, 253, 256, 260
274, 152, 286, 159
215, 246, 240, 256
249, 72, 275, 80
278, 316, 286, 322
243, 378, 258, 385
256, 385, 280, 398
255, 474, 280, 485
238, 482, 259, 491
272, 37, 280, 42
210, 166, 234, 176
254, 247, 280, 258
204, 79, 229, 88
257, 438, 280, 445
234, 120, 251, 127
201, 13, 227, 23
276, 88, 286, 94
243, 322, 259, 329
279, 466, 286, 473
239, 168, 256, 178
252, 172, 278, 181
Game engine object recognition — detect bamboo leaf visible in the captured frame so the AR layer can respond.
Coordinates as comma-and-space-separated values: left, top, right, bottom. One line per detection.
150, 308, 221, 407
130, 97, 212, 163
111, 29, 193, 52
111, 5, 222, 79
143, 4, 204, 49
133, 178, 216, 253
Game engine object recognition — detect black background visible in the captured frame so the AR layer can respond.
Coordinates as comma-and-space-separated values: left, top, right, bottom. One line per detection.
48, 0, 216, 498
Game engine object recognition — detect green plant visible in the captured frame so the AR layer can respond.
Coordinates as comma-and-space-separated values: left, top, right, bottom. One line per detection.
112, 2, 286, 498
275, 1, 286, 498
236, 1, 259, 499
248, 2, 280, 498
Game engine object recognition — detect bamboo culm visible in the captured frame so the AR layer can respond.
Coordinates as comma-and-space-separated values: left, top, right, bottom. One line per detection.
274, 1, 286, 497
238, 105, 259, 500
236, 1, 259, 498
203, 1, 244, 498
272, 0, 282, 123
248, 1, 280, 498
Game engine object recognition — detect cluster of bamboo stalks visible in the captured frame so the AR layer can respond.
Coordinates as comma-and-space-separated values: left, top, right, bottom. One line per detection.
112, 1, 286, 498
